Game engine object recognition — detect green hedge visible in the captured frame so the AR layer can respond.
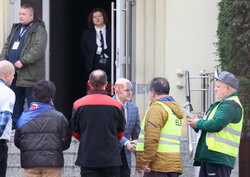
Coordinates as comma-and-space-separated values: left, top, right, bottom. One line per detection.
217, 0, 250, 139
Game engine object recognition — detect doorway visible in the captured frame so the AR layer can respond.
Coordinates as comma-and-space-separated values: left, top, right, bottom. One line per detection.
50, 0, 115, 118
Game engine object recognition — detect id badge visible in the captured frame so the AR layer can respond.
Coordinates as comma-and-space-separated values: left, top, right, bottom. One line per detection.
96, 46, 102, 55
12, 41, 20, 50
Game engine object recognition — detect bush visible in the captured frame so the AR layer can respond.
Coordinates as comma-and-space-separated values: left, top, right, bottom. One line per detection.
217, 0, 250, 139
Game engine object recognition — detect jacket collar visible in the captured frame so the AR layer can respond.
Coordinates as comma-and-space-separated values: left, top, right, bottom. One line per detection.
87, 88, 107, 95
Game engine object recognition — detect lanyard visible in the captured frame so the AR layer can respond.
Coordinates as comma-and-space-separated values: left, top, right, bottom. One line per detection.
19, 22, 33, 40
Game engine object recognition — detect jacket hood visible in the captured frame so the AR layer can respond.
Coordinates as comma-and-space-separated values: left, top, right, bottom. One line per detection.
155, 96, 184, 119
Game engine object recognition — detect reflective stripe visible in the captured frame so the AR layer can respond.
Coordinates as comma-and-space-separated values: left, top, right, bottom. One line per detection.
140, 130, 180, 141
223, 127, 241, 136
207, 134, 239, 148
161, 134, 180, 141
138, 138, 179, 145
138, 138, 144, 143
140, 129, 145, 135
159, 140, 180, 145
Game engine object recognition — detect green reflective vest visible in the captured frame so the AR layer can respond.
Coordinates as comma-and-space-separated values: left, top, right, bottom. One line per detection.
136, 101, 182, 153
205, 96, 243, 157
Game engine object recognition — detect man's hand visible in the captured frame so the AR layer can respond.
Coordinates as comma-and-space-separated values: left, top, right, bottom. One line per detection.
14, 60, 23, 69
142, 164, 151, 173
187, 114, 198, 128
126, 140, 137, 152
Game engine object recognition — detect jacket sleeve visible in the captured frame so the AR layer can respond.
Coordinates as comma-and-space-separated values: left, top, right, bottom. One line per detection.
117, 107, 126, 141
60, 114, 72, 151
131, 106, 141, 140
14, 128, 21, 149
0, 26, 15, 61
80, 30, 93, 74
70, 107, 81, 141
21, 25, 47, 66
0, 111, 12, 137
143, 104, 167, 164
196, 101, 241, 132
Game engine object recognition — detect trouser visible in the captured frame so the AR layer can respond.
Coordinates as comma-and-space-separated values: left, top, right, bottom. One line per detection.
81, 166, 120, 177
24, 167, 62, 177
199, 162, 232, 177
144, 171, 180, 177
10, 73, 33, 129
0, 140, 8, 177
120, 148, 131, 177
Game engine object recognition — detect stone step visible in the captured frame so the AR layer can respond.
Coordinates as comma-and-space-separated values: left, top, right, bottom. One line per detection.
6, 136, 238, 177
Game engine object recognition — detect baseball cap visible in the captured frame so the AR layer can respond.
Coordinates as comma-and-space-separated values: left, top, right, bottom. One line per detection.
214, 71, 239, 90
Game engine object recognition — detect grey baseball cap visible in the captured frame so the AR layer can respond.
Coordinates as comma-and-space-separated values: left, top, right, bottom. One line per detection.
214, 71, 239, 90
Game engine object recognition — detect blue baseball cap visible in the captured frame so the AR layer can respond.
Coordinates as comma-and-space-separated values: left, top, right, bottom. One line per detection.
214, 71, 239, 90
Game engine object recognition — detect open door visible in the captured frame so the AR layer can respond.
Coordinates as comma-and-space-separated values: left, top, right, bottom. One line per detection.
112, 0, 135, 84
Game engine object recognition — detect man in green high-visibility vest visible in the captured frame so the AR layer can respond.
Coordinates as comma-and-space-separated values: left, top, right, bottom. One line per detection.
136, 77, 184, 177
188, 71, 244, 177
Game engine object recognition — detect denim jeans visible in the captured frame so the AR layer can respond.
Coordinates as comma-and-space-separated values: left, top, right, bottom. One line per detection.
10, 73, 33, 129
0, 140, 8, 177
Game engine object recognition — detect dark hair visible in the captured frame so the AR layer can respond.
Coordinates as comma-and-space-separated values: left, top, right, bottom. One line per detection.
87, 8, 109, 28
21, 4, 35, 16
149, 77, 170, 95
32, 80, 56, 104
89, 70, 107, 88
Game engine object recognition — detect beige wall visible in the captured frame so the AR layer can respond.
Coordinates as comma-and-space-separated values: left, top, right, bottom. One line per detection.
135, 0, 220, 129
0, 0, 9, 51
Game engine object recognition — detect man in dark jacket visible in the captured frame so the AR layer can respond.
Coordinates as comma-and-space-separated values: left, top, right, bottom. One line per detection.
71, 69, 126, 177
0, 4, 47, 129
14, 80, 71, 177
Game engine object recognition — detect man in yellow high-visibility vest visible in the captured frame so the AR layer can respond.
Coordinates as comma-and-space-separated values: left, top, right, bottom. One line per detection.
188, 71, 244, 177
136, 77, 184, 177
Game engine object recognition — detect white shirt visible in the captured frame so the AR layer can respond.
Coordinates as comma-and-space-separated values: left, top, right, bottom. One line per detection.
0, 81, 15, 140
95, 25, 107, 49
116, 97, 127, 121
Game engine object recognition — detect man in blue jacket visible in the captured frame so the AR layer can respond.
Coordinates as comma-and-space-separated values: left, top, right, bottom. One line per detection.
114, 78, 141, 177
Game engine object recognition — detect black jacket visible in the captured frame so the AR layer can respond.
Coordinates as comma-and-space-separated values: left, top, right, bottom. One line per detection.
14, 109, 72, 168
80, 26, 111, 74
71, 89, 126, 168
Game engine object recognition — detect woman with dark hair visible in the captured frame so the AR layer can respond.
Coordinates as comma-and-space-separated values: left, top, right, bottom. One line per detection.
81, 8, 112, 84
14, 80, 71, 177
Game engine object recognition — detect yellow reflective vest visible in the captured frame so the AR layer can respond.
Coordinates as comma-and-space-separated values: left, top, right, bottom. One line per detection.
136, 101, 182, 153
205, 96, 243, 157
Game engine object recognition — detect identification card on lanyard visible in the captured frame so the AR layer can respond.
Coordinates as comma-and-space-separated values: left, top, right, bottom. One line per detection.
12, 23, 32, 50
12, 41, 20, 50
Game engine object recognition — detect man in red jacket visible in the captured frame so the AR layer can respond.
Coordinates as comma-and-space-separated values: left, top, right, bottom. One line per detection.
71, 69, 126, 177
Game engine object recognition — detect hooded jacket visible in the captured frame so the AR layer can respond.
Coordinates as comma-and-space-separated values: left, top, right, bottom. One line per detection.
136, 96, 184, 174
14, 107, 71, 168
0, 19, 47, 87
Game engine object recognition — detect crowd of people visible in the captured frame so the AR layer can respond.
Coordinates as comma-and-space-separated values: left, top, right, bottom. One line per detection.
0, 4, 244, 177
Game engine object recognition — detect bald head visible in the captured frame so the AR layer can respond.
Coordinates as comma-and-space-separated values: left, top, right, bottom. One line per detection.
0, 60, 15, 86
115, 78, 133, 103
88, 69, 107, 89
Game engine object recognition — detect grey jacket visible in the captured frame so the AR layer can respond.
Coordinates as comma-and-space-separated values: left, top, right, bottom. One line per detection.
0, 19, 47, 87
